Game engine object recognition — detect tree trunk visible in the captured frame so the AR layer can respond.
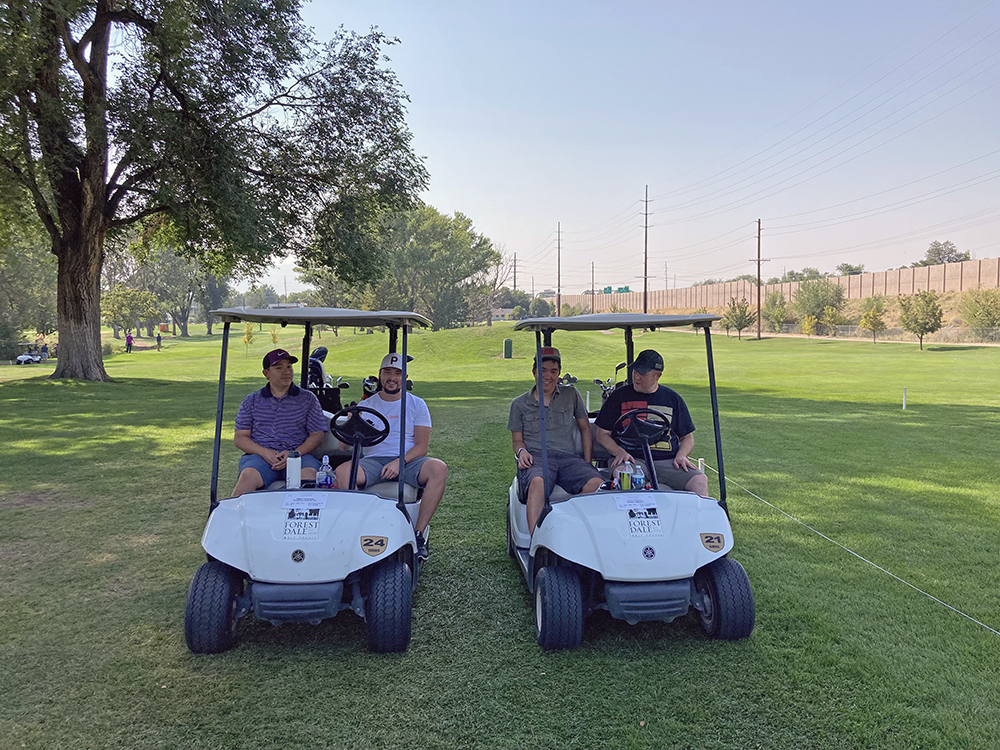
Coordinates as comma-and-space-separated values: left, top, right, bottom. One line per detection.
206, 319, 214, 335
112, 324, 120, 339
50, 238, 111, 381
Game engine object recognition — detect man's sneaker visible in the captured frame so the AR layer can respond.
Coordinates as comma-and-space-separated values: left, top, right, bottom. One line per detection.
415, 530, 429, 561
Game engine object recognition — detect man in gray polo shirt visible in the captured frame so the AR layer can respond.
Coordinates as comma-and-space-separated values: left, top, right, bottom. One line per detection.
231, 348, 328, 497
508, 346, 603, 533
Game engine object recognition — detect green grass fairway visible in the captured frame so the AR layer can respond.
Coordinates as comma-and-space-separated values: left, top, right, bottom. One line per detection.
1, 325, 998, 749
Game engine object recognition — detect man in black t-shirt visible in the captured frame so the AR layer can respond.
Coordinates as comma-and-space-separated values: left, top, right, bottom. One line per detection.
594, 349, 708, 495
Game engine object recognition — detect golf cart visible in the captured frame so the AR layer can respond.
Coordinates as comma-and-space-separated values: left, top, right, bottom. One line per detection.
15, 343, 41, 365
506, 313, 755, 650
185, 307, 431, 654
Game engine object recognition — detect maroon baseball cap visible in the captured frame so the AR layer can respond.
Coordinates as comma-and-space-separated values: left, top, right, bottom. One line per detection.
533, 346, 561, 365
262, 348, 298, 369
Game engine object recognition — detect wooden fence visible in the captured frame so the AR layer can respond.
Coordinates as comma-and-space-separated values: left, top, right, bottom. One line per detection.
557, 257, 1000, 313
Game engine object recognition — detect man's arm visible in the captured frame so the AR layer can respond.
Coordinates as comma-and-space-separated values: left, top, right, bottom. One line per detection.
234, 430, 283, 467
674, 432, 697, 471
595, 426, 634, 468
297, 430, 326, 457
577, 417, 594, 463
512, 431, 533, 470
406, 425, 430, 463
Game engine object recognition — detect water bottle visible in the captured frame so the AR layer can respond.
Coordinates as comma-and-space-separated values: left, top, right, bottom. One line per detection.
286, 450, 302, 489
316, 455, 334, 489
632, 462, 645, 490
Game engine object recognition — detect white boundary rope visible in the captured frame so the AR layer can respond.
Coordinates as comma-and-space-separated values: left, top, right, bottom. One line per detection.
703, 463, 1000, 637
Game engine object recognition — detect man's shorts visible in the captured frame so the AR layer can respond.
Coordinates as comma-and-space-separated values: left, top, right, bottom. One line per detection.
354, 455, 431, 488
647, 458, 704, 491
517, 451, 603, 501
239, 453, 320, 489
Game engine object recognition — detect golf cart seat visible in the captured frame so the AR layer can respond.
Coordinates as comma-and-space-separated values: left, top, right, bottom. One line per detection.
364, 482, 420, 504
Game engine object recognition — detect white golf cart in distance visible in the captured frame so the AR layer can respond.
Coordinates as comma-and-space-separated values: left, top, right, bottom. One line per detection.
185, 307, 431, 654
507, 313, 755, 650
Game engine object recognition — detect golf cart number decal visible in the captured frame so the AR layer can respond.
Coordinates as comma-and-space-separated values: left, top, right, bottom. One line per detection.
282, 508, 321, 540
700, 533, 725, 552
627, 507, 663, 538
361, 536, 388, 556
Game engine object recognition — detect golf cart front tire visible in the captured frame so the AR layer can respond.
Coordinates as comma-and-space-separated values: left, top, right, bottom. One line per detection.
695, 557, 755, 640
366, 558, 413, 653
534, 566, 584, 651
185, 560, 243, 654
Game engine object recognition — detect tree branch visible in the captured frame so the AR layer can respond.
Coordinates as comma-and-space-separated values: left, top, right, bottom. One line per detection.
110, 202, 182, 229
225, 65, 330, 128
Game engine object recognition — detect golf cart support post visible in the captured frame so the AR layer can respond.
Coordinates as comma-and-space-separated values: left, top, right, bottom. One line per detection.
512, 313, 728, 520
207, 307, 431, 512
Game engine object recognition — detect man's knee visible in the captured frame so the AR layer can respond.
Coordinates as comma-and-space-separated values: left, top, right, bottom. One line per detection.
687, 472, 709, 494
239, 467, 264, 488
420, 458, 447, 484
581, 476, 603, 493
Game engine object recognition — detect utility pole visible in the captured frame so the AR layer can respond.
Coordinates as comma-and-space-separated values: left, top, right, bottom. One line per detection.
556, 222, 562, 316
749, 218, 770, 340
664, 262, 668, 290
642, 185, 650, 314
513, 253, 517, 291
590, 261, 594, 312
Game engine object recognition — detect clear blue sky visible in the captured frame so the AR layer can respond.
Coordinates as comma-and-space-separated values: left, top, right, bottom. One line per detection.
255, 0, 1000, 295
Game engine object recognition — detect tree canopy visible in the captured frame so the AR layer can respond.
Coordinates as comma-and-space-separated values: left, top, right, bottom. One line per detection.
899, 291, 944, 350
912, 240, 969, 267
0, 1, 427, 379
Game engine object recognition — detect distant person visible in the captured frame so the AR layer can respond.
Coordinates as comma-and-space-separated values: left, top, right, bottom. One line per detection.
40, 343, 48, 361
231, 349, 327, 497
125, 332, 134, 353
595, 349, 708, 495
508, 347, 603, 534
156, 332, 162, 351
334, 353, 447, 561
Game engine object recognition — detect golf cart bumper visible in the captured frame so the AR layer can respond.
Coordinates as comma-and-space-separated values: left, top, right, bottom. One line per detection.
251, 581, 346, 625
603, 579, 692, 624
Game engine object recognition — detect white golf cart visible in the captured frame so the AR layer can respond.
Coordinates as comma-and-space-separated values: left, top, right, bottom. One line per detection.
506, 313, 755, 650
15, 343, 42, 365
185, 307, 431, 654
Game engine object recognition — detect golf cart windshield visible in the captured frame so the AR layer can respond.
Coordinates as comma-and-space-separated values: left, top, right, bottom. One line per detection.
208, 307, 431, 509
513, 312, 729, 513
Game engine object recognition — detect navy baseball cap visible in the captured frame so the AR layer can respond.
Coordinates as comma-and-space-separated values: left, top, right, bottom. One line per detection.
262, 348, 298, 369
633, 349, 664, 373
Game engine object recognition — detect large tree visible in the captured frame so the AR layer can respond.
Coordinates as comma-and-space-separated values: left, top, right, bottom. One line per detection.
0, 1, 426, 380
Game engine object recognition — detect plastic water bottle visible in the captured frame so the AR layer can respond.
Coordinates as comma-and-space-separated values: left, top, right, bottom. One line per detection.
316, 455, 334, 489
632, 462, 645, 490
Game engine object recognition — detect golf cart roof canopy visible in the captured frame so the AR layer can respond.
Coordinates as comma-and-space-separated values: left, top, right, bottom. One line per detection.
210, 307, 431, 329
513, 313, 720, 332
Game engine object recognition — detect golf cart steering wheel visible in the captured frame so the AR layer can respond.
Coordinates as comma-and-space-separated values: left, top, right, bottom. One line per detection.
610, 408, 672, 452
330, 405, 391, 448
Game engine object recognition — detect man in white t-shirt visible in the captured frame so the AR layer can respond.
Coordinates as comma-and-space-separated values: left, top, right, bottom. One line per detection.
334, 353, 448, 560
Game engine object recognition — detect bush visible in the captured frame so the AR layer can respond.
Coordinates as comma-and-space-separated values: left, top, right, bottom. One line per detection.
960, 288, 1000, 337
794, 279, 845, 321
102, 342, 125, 357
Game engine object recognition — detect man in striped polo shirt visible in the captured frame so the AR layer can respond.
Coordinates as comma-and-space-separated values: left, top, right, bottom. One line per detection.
231, 348, 328, 497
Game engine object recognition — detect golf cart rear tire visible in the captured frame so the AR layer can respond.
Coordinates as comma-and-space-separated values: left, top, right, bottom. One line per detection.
366, 558, 412, 653
185, 560, 243, 654
695, 557, 755, 641
534, 566, 584, 651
